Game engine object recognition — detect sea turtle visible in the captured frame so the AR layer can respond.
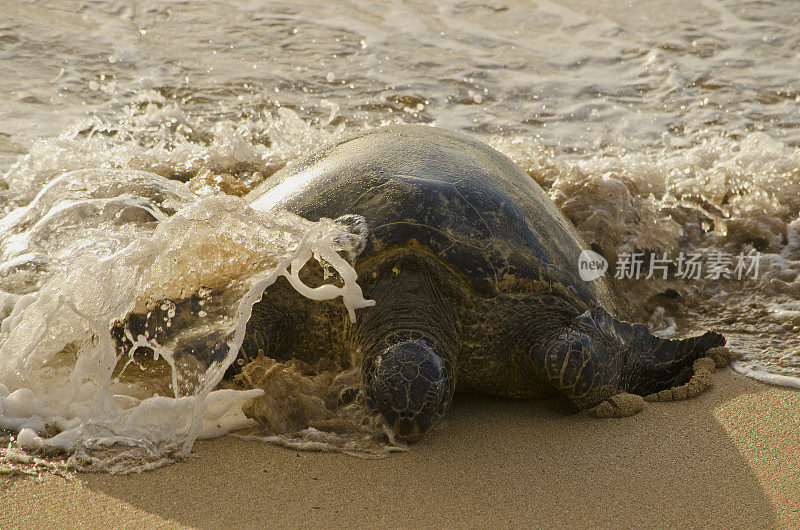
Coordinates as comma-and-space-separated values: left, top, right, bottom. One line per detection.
242, 125, 725, 440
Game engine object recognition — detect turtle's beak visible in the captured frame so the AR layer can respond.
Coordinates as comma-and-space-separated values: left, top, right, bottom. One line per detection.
393, 416, 421, 439
392, 414, 438, 441
362, 339, 455, 441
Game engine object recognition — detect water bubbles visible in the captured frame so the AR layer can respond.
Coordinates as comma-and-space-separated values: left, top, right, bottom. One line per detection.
0, 186, 373, 471
0, 101, 366, 470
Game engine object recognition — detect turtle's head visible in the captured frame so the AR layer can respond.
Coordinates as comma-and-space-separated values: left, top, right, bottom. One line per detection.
362, 339, 455, 441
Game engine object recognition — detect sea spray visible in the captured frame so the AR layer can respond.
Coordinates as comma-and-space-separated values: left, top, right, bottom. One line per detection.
0, 164, 374, 472
491, 132, 800, 385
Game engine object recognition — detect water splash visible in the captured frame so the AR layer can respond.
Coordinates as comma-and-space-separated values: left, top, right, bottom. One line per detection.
0, 122, 378, 471
492, 132, 800, 386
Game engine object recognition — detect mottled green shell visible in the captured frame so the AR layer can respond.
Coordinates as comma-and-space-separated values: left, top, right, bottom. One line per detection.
248, 125, 627, 317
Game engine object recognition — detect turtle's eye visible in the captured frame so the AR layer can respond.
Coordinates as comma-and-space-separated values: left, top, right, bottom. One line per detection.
362, 340, 455, 441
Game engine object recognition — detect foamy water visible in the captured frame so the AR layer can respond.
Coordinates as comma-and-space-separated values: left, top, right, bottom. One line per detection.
0, 158, 376, 470
1, 0, 799, 471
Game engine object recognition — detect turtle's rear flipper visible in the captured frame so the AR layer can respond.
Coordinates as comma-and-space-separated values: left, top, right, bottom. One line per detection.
585, 307, 726, 396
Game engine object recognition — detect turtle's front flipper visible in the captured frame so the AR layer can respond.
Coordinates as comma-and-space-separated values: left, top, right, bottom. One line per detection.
236, 310, 286, 373
536, 307, 725, 408
618, 324, 725, 397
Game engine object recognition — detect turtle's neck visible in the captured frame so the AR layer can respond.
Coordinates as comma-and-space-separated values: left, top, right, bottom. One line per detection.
350, 251, 460, 369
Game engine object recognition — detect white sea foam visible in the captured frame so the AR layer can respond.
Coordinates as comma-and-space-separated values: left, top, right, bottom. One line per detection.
493, 131, 800, 387
0, 122, 373, 471
732, 362, 800, 390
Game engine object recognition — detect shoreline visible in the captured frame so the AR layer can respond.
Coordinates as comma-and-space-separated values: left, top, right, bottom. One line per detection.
2, 368, 798, 528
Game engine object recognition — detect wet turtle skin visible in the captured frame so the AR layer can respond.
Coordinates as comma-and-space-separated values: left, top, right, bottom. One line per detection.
243, 125, 724, 440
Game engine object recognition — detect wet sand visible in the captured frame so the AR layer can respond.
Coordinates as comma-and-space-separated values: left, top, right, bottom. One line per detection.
2, 369, 798, 529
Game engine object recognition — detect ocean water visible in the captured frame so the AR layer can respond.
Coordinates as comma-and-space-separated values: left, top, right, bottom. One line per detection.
1, 0, 799, 472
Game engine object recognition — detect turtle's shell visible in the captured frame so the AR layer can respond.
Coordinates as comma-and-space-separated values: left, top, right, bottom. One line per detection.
248, 125, 627, 317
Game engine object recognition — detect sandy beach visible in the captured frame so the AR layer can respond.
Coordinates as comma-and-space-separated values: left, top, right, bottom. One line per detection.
1, 368, 798, 528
